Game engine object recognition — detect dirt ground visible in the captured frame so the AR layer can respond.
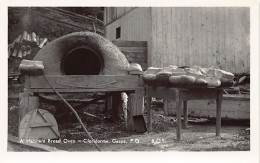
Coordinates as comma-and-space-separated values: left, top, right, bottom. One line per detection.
8, 84, 250, 152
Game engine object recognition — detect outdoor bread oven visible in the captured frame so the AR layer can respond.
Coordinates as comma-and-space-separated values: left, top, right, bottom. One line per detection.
18, 32, 144, 140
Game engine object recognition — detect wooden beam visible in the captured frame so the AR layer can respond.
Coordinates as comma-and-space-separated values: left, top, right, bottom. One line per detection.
19, 93, 39, 121
30, 75, 142, 89
118, 47, 147, 53
112, 92, 121, 122
30, 88, 143, 93
126, 93, 135, 131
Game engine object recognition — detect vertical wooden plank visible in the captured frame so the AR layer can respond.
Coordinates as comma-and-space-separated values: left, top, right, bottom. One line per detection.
146, 96, 152, 132
128, 10, 133, 40
19, 92, 29, 121
244, 8, 250, 74
163, 100, 168, 115
151, 8, 157, 67
234, 8, 249, 74
216, 7, 221, 68
176, 90, 182, 141
175, 8, 181, 66
117, 7, 124, 18
105, 93, 113, 115
158, 8, 163, 67
216, 91, 223, 136
191, 8, 198, 66
219, 8, 225, 70
201, 8, 207, 68
170, 7, 176, 66
205, 7, 210, 68
125, 9, 130, 40
134, 8, 139, 40
189, 7, 194, 67
183, 101, 188, 129
106, 8, 110, 25
221, 8, 226, 70
148, 7, 153, 67
217, 8, 222, 68
162, 8, 167, 67
126, 93, 135, 131
137, 8, 141, 41
104, 8, 107, 26
167, 8, 172, 67
183, 8, 190, 66
232, 8, 238, 73
112, 7, 117, 21
230, 8, 236, 73
225, 8, 231, 71
211, 8, 217, 67
134, 90, 144, 116
19, 94, 39, 122
198, 8, 203, 66
112, 92, 121, 122
124, 7, 131, 13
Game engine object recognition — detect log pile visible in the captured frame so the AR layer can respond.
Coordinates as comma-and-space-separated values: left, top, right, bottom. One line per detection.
143, 65, 234, 88
8, 31, 48, 59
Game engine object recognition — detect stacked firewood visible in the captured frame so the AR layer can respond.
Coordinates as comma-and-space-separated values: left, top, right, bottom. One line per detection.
8, 31, 48, 59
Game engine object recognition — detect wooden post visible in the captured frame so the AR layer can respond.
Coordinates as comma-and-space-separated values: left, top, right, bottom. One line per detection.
176, 90, 182, 141
134, 89, 144, 116
146, 95, 152, 132
216, 91, 223, 136
105, 93, 113, 116
126, 94, 135, 131
19, 93, 39, 121
163, 100, 168, 115
164, 100, 177, 116
183, 101, 188, 129
112, 92, 121, 122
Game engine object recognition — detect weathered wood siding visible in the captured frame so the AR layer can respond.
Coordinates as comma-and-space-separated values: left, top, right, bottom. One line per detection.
151, 7, 250, 74
105, 7, 151, 41
104, 7, 136, 25
112, 40, 148, 70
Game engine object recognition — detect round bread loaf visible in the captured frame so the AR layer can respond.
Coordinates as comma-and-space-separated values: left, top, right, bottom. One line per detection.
206, 77, 221, 87
143, 67, 162, 86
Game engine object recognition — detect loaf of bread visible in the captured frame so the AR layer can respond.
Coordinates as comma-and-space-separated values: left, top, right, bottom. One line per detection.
143, 67, 162, 85
169, 75, 196, 87
129, 63, 142, 71
206, 77, 221, 87
220, 78, 234, 87
194, 78, 208, 88
156, 67, 173, 86
214, 69, 234, 80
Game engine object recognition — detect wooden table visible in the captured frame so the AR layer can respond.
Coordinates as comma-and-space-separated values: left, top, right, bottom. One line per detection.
145, 87, 223, 141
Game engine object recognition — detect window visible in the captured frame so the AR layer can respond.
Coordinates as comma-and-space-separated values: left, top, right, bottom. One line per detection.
116, 27, 121, 39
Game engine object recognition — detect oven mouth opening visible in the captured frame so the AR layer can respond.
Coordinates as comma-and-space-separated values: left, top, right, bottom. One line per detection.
62, 47, 104, 75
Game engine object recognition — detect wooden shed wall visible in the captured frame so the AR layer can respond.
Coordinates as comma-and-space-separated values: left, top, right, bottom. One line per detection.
150, 7, 250, 74
104, 7, 136, 25
104, 7, 151, 41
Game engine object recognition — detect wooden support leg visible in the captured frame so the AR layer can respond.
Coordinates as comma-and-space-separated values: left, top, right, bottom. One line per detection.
126, 94, 135, 131
146, 95, 152, 132
216, 91, 223, 136
163, 100, 168, 116
134, 90, 145, 116
176, 90, 182, 141
105, 92, 113, 112
112, 92, 121, 122
183, 101, 188, 129
19, 93, 39, 122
